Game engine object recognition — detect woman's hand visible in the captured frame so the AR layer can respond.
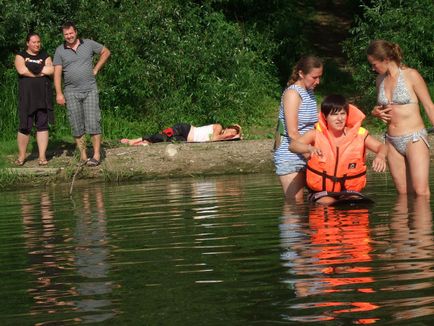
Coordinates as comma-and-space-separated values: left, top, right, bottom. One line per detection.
372, 104, 392, 123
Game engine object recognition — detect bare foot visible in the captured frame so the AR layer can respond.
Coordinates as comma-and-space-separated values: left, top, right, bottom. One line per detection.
120, 138, 149, 146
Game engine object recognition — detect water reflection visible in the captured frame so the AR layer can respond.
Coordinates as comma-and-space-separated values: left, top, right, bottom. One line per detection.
280, 203, 378, 324
3, 174, 433, 325
280, 194, 434, 324
21, 191, 76, 320
380, 195, 434, 322
21, 186, 116, 324
190, 177, 244, 219
168, 177, 247, 278
72, 187, 115, 323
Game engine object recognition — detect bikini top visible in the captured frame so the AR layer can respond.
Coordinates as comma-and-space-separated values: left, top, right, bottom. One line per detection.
378, 69, 417, 105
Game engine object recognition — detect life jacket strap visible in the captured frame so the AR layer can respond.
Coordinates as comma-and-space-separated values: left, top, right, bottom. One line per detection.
307, 165, 366, 191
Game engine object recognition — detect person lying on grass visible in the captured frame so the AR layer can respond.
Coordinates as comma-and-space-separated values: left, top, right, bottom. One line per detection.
121, 123, 242, 146
289, 94, 387, 205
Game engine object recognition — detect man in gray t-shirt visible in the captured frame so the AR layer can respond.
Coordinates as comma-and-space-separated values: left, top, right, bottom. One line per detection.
53, 21, 110, 166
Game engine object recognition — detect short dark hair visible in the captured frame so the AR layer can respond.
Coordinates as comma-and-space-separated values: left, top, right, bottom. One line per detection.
61, 21, 77, 32
321, 94, 349, 117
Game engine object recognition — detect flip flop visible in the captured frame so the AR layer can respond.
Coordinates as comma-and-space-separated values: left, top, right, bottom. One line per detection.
77, 158, 89, 166
38, 159, 48, 166
15, 159, 25, 166
120, 138, 130, 144
86, 158, 100, 167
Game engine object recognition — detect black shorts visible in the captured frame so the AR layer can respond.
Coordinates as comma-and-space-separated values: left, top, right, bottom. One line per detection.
143, 123, 191, 143
19, 109, 50, 134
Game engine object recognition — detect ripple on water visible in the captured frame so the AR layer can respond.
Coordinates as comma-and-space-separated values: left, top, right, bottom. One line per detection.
0, 173, 433, 324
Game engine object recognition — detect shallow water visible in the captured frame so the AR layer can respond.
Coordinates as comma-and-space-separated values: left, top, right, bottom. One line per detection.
0, 172, 433, 325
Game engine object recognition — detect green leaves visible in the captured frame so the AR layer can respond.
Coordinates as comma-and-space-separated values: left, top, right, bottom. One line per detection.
0, 0, 311, 140
343, 0, 434, 109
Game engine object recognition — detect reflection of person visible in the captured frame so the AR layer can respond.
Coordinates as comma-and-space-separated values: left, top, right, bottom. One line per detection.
120, 123, 241, 146
73, 186, 114, 322
273, 55, 323, 201
279, 203, 378, 323
289, 94, 387, 205
385, 194, 433, 322
14, 32, 54, 166
53, 21, 111, 167
20, 191, 75, 316
367, 40, 434, 196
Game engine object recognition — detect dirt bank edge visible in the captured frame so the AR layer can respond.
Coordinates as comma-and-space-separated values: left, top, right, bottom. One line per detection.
4, 135, 434, 189
3, 139, 276, 188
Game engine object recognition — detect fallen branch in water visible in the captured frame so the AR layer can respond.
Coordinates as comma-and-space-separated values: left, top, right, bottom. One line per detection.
69, 160, 88, 195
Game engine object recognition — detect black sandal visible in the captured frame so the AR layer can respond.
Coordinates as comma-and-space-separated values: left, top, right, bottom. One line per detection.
86, 158, 100, 167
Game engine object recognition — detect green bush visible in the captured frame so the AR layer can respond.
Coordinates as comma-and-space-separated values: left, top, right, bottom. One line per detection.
343, 0, 434, 110
0, 0, 285, 141
207, 0, 311, 85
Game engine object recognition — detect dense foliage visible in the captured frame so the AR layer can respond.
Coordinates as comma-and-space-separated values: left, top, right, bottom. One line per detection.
208, 0, 312, 85
343, 0, 434, 105
1, 0, 433, 143
0, 0, 314, 141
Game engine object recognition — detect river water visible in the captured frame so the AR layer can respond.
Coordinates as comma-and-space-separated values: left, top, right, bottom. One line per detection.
1, 172, 433, 325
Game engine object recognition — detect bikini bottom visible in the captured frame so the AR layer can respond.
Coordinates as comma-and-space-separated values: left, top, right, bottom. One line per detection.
385, 128, 429, 156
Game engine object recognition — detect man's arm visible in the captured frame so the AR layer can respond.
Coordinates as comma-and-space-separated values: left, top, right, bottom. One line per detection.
54, 65, 65, 105
93, 46, 111, 75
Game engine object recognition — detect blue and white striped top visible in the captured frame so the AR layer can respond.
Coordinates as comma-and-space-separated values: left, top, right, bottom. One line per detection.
273, 84, 318, 164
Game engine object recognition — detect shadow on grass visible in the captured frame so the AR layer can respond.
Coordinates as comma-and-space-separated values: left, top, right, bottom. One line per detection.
24, 138, 108, 164
1, 135, 118, 168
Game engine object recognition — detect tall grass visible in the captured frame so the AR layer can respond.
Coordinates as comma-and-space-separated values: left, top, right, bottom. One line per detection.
0, 69, 19, 139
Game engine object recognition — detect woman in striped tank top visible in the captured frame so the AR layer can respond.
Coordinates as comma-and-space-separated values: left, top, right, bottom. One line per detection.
274, 56, 323, 201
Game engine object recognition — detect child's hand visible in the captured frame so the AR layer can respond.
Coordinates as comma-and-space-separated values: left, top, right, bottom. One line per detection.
372, 155, 387, 172
308, 145, 322, 157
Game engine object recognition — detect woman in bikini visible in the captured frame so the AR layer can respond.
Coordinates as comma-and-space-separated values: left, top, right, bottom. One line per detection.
367, 40, 434, 196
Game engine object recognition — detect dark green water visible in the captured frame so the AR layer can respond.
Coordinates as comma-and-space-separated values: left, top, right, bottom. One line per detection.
0, 173, 433, 325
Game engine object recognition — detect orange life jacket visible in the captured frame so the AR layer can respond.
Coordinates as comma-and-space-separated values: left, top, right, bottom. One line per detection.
307, 105, 368, 192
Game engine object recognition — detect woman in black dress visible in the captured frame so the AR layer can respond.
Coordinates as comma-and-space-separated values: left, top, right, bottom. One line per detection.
14, 32, 54, 165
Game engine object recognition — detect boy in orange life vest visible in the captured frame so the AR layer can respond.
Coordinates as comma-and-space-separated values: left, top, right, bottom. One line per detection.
289, 94, 387, 205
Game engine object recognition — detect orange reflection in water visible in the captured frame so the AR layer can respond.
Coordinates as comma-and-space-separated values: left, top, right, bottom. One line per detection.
281, 203, 379, 323
310, 206, 378, 323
